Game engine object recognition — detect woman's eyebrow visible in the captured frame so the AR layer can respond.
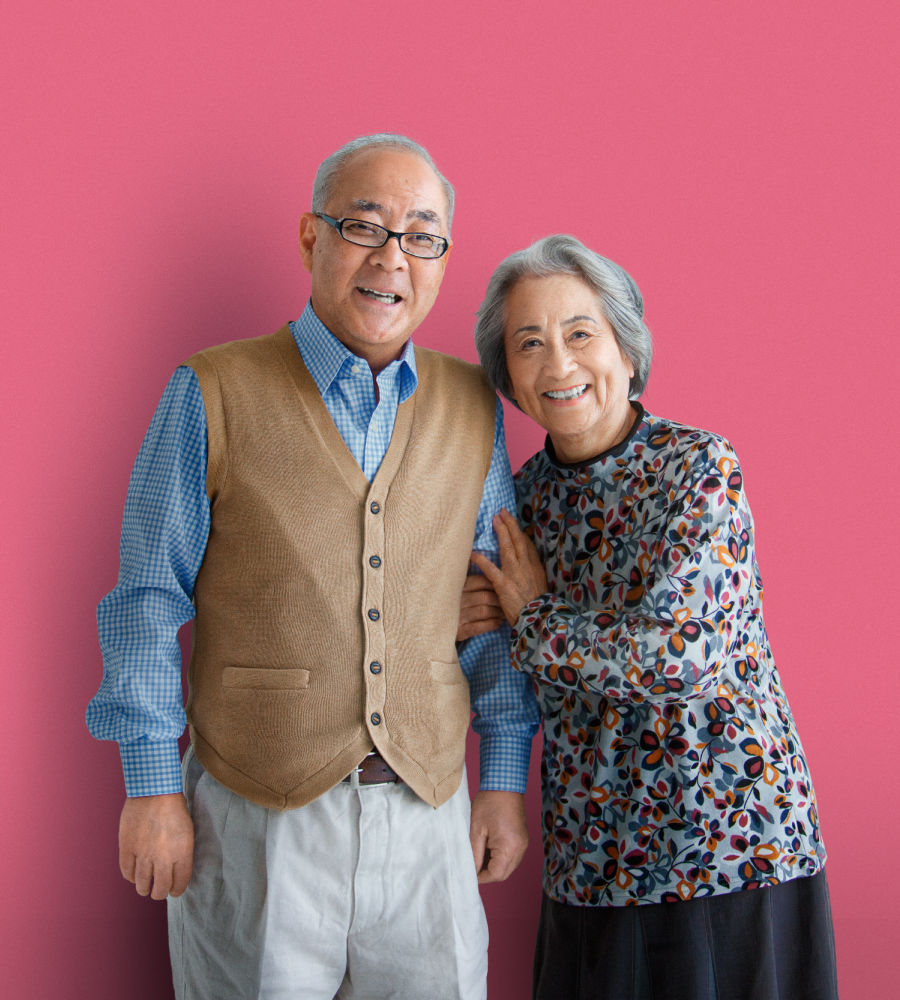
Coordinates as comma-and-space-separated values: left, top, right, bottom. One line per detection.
513, 315, 598, 336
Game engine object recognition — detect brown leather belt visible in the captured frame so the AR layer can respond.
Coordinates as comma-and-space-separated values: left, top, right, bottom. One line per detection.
342, 751, 403, 786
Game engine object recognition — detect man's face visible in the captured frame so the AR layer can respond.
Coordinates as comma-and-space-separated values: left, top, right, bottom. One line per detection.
299, 149, 451, 362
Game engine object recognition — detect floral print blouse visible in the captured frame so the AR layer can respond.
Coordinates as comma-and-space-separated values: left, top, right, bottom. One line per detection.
512, 406, 826, 906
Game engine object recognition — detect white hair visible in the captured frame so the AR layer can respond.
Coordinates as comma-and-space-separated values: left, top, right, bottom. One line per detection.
474, 234, 652, 401
311, 133, 455, 232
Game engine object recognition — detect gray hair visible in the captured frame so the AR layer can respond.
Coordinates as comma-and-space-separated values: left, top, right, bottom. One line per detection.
311, 133, 455, 232
474, 234, 652, 401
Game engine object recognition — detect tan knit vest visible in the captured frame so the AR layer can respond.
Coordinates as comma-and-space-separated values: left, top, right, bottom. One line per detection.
183, 325, 497, 811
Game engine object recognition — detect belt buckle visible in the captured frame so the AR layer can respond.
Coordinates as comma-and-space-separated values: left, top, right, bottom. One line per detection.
355, 750, 397, 787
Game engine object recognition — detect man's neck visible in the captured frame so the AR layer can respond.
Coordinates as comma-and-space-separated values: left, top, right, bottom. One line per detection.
309, 300, 409, 377
364, 340, 408, 378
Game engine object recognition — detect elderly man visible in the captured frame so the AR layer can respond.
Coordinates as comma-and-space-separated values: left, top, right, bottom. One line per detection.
87, 134, 539, 1000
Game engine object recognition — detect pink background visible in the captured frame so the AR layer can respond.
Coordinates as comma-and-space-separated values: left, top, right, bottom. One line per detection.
2, 2, 897, 997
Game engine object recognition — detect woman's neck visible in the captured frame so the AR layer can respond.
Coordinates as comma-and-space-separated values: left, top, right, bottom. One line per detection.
550, 401, 639, 465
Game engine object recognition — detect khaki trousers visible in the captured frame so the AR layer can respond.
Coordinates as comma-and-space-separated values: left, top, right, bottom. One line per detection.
169, 746, 489, 1000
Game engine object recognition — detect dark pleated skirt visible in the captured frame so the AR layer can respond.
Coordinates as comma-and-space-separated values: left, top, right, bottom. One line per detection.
533, 870, 838, 1000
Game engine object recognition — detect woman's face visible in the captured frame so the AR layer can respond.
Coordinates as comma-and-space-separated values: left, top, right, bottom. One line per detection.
504, 274, 636, 463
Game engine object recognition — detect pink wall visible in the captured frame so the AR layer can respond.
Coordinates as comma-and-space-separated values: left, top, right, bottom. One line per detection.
2, 2, 897, 997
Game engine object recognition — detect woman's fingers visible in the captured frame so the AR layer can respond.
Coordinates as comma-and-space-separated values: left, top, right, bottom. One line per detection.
473, 550, 524, 626
497, 509, 540, 578
471, 551, 503, 584
499, 508, 530, 562
472, 516, 549, 627
499, 508, 548, 594
493, 514, 520, 571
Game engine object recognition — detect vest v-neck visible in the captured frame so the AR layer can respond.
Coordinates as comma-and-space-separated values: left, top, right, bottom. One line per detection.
272, 324, 415, 502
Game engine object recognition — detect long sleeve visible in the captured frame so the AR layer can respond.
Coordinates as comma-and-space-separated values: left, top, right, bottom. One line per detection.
458, 399, 540, 792
512, 439, 756, 703
86, 366, 210, 796
516, 416, 825, 905
88, 328, 539, 797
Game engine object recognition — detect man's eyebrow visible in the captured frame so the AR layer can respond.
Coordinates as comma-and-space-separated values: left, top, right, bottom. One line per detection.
406, 208, 441, 225
351, 199, 385, 214
349, 200, 442, 227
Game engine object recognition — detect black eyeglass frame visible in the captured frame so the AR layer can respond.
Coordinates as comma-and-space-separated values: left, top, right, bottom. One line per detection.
316, 213, 451, 259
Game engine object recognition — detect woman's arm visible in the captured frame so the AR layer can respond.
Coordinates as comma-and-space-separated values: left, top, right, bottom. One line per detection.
478, 442, 759, 702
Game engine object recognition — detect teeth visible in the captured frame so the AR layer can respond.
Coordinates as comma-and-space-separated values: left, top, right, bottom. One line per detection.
545, 385, 588, 400
360, 287, 400, 303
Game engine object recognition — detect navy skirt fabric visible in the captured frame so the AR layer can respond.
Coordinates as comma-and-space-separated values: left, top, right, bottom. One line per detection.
533, 870, 838, 1000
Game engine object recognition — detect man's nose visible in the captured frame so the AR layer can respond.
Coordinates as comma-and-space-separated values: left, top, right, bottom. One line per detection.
368, 235, 409, 269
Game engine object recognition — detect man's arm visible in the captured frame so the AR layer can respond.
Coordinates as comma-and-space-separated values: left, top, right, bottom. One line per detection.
86, 366, 210, 897
458, 399, 540, 883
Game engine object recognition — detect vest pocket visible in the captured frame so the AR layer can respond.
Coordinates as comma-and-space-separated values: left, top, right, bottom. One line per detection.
222, 667, 310, 690
430, 660, 466, 685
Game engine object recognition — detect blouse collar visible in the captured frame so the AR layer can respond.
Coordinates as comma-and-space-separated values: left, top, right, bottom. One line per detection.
543, 402, 648, 473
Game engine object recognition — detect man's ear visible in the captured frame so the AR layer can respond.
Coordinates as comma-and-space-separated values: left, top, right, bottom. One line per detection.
299, 213, 318, 274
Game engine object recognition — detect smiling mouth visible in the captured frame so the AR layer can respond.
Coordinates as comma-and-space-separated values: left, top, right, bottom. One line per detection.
544, 385, 588, 400
358, 287, 402, 304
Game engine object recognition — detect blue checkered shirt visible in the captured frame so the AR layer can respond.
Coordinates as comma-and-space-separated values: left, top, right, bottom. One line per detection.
87, 302, 539, 797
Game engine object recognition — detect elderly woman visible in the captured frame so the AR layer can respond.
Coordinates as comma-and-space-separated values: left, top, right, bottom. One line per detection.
465, 236, 837, 1000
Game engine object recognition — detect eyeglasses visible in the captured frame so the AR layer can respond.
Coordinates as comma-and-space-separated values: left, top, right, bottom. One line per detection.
316, 214, 451, 259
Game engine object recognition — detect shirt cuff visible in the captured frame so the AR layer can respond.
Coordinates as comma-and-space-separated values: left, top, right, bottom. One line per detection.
478, 733, 533, 793
119, 738, 185, 797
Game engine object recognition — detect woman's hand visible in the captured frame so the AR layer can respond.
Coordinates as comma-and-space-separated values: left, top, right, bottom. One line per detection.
471, 508, 548, 626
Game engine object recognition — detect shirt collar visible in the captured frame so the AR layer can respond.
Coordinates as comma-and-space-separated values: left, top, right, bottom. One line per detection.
290, 300, 418, 402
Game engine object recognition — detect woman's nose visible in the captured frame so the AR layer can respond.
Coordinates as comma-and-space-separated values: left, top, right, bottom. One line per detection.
544, 341, 580, 379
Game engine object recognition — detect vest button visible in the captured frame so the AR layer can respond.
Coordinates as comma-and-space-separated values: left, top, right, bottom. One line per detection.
367, 608, 380, 622
369, 555, 381, 569
371, 712, 382, 726
370, 501, 381, 514
369, 661, 382, 674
